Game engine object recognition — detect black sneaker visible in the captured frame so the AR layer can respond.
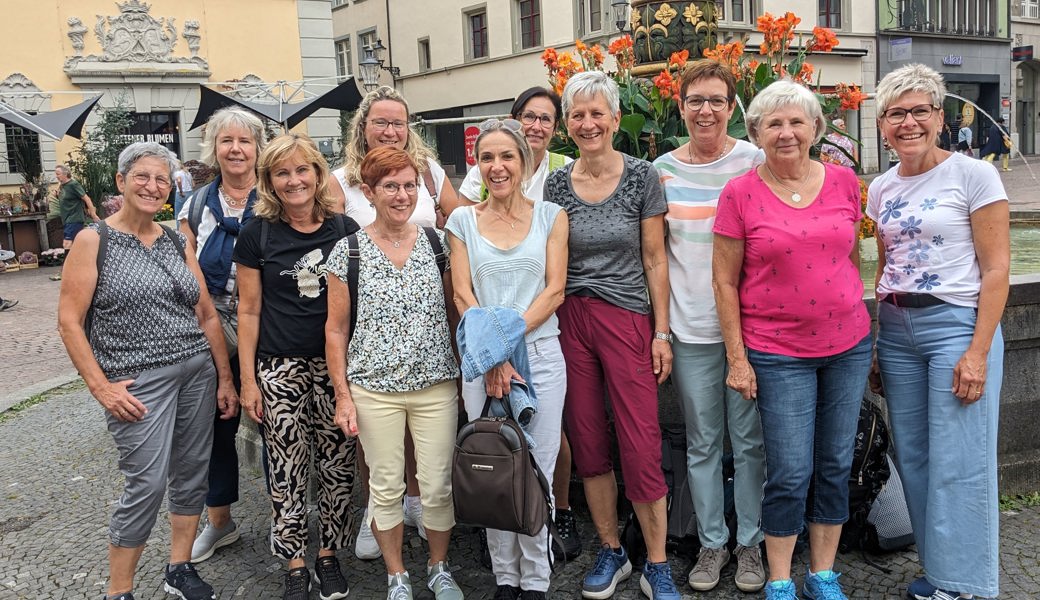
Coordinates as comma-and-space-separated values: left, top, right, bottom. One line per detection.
103, 594, 135, 600
283, 567, 311, 600
494, 585, 520, 600
163, 562, 215, 600
520, 591, 547, 600
552, 508, 582, 560
314, 556, 349, 600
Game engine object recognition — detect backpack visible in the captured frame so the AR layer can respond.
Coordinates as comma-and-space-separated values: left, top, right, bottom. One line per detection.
839, 397, 892, 553
452, 396, 555, 539
865, 454, 914, 552
185, 181, 217, 238
85, 221, 186, 339
340, 226, 447, 337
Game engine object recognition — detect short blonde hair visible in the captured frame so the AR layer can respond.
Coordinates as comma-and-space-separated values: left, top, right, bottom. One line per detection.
745, 79, 827, 146
875, 63, 947, 115
198, 107, 267, 170
341, 86, 436, 186
254, 133, 337, 223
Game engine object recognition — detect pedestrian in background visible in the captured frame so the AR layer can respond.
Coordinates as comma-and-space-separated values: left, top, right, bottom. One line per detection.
980, 116, 1012, 172
173, 162, 195, 218
955, 115, 973, 156
51, 163, 98, 280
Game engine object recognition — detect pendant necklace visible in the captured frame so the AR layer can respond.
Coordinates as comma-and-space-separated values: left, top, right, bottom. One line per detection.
764, 162, 813, 203
371, 226, 408, 248
688, 138, 730, 164
488, 206, 522, 230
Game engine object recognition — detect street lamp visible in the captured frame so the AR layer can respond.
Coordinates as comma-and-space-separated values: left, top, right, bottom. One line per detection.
611, 0, 631, 34
358, 39, 401, 91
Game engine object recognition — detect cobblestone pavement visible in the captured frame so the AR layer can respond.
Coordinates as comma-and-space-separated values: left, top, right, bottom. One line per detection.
2, 386, 1039, 599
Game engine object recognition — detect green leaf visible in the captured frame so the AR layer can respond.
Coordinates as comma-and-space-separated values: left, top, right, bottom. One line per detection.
632, 93, 651, 113
619, 113, 646, 151
728, 120, 748, 140
755, 61, 771, 85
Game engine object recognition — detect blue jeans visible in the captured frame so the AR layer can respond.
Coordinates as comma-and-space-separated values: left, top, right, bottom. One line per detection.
672, 340, 764, 548
876, 301, 1002, 598
748, 334, 872, 537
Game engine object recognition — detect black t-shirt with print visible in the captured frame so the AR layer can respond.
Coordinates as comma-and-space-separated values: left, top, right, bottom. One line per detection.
233, 215, 359, 358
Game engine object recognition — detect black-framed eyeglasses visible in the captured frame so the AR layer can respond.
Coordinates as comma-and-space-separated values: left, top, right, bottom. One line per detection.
377, 181, 419, 195
882, 104, 940, 125
518, 111, 554, 127
683, 96, 730, 111
367, 118, 408, 131
479, 117, 523, 132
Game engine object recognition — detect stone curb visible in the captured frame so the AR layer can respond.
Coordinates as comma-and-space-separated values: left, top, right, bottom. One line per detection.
0, 371, 82, 413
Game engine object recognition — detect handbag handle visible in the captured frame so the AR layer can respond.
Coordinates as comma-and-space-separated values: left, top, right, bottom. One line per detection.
480, 395, 510, 419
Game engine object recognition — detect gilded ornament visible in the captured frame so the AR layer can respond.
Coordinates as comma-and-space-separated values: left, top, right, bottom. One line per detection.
655, 3, 678, 26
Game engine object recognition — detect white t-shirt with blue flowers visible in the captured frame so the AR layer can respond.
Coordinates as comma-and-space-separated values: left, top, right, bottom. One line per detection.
866, 152, 1006, 307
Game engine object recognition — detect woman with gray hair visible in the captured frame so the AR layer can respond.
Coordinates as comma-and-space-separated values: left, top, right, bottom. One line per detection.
544, 70, 679, 600
868, 63, 1008, 600
58, 141, 238, 600
446, 118, 569, 600
176, 106, 267, 563
713, 79, 871, 600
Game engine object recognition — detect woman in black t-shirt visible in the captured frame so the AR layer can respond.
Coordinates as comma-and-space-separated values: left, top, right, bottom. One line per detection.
233, 133, 359, 600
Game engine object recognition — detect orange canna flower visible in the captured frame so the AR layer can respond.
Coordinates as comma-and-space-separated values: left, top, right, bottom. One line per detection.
609, 35, 636, 72
575, 39, 588, 53
668, 49, 690, 69
653, 69, 675, 97
608, 35, 633, 55
542, 47, 559, 70
836, 83, 866, 111
809, 26, 839, 53
795, 61, 814, 84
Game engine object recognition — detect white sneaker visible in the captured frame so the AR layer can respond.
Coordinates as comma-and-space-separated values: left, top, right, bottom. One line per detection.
355, 509, 382, 560
402, 496, 427, 540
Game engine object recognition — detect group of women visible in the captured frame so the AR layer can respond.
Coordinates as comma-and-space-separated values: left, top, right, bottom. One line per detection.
58, 58, 1008, 600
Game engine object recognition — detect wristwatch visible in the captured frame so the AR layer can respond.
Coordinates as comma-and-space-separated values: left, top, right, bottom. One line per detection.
654, 331, 673, 343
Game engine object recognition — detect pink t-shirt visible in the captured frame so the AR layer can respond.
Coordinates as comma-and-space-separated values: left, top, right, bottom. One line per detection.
713, 163, 869, 358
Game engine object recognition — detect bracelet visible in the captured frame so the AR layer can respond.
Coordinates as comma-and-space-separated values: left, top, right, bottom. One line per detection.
654, 331, 673, 343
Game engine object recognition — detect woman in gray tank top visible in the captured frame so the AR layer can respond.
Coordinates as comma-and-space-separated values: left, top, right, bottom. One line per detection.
445, 119, 569, 599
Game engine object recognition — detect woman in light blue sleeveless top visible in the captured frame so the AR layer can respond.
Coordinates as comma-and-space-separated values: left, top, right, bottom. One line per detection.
445, 118, 569, 598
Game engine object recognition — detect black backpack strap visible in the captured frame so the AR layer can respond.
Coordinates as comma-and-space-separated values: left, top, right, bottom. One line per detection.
258, 219, 270, 267
422, 226, 447, 275
186, 181, 214, 238
333, 213, 348, 238
346, 232, 360, 337
158, 224, 186, 261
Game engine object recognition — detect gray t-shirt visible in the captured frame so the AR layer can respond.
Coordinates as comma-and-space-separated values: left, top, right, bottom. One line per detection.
544, 154, 666, 314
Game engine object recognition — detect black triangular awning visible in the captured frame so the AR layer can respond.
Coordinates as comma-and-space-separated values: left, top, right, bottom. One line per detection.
189, 78, 365, 131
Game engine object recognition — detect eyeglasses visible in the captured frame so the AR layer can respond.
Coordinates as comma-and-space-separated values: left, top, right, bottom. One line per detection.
518, 111, 554, 127
683, 96, 730, 111
367, 118, 409, 131
129, 172, 172, 188
882, 104, 940, 125
377, 181, 418, 195
479, 118, 523, 132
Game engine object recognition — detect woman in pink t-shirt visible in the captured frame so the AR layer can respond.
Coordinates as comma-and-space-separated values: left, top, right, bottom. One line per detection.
712, 80, 871, 600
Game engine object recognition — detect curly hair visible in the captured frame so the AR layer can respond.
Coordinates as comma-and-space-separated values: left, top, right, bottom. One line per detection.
341, 86, 436, 186
254, 133, 337, 223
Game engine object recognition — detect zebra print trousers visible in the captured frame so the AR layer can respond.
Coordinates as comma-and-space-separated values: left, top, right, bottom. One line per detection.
257, 356, 358, 560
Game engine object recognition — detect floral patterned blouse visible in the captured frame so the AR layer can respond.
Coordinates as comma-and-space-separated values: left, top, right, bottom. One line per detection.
326, 227, 459, 393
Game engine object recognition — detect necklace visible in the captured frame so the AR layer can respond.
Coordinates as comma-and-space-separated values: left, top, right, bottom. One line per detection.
488, 205, 523, 230
218, 184, 250, 208
371, 225, 410, 248
764, 163, 813, 203
688, 138, 730, 164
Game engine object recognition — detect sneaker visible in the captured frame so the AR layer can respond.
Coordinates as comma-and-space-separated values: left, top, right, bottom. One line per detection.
1002, 168, 1013, 172
733, 544, 766, 592
388, 572, 413, 600
104, 594, 135, 600
494, 585, 520, 600
686, 545, 729, 591
520, 591, 547, 600
803, 570, 847, 600
50, 273, 62, 281
552, 508, 582, 560
282, 567, 311, 600
927, 592, 960, 600
190, 519, 240, 563
163, 562, 215, 600
639, 560, 681, 600
766, 579, 801, 600
907, 577, 937, 600
427, 561, 464, 600
314, 556, 350, 600
355, 509, 382, 560
403, 495, 428, 540
582, 545, 632, 599
0, 299, 17, 311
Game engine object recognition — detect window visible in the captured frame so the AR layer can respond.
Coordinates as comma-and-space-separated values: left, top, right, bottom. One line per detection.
819, 0, 841, 28
418, 38, 432, 71
358, 30, 377, 59
332, 0, 347, 7
518, 0, 541, 49
469, 10, 489, 59
716, 0, 753, 24
576, 0, 605, 36
336, 37, 352, 78
897, 0, 999, 35
3, 123, 41, 175
1028, 0, 1040, 17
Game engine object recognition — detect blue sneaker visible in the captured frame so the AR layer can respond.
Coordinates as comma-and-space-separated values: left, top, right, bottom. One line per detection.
581, 545, 632, 599
638, 560, 680, 600
765, 579, 800, 600
803, 570, 847, 600
927, 591, 961, 600
907, 577, 937, 600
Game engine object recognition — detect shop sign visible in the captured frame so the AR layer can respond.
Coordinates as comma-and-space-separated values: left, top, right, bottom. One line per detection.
942, 54, 963, 66
889, 37, 912, 61
464, 124, 480, 166
1012, 46, 1034, 62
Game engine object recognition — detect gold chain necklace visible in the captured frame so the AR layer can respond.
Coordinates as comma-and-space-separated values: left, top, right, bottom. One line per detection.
764, 162, 813, 203
688, 138, 730, 164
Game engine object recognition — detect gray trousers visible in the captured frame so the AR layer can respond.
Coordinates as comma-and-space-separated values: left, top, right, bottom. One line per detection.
107, 351, 216, 547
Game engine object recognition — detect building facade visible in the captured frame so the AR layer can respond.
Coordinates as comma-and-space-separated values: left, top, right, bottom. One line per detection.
0, 0, 340, 193
1012, 0, 1040, 154
332, 0, 881, 172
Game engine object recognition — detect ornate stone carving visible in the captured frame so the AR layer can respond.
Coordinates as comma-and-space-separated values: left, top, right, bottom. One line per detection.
182, 20, 201, 57
67, 17, 88, 56
0, 73, 48, 111
63, 0, 209, 73
631, 0, 719, 74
